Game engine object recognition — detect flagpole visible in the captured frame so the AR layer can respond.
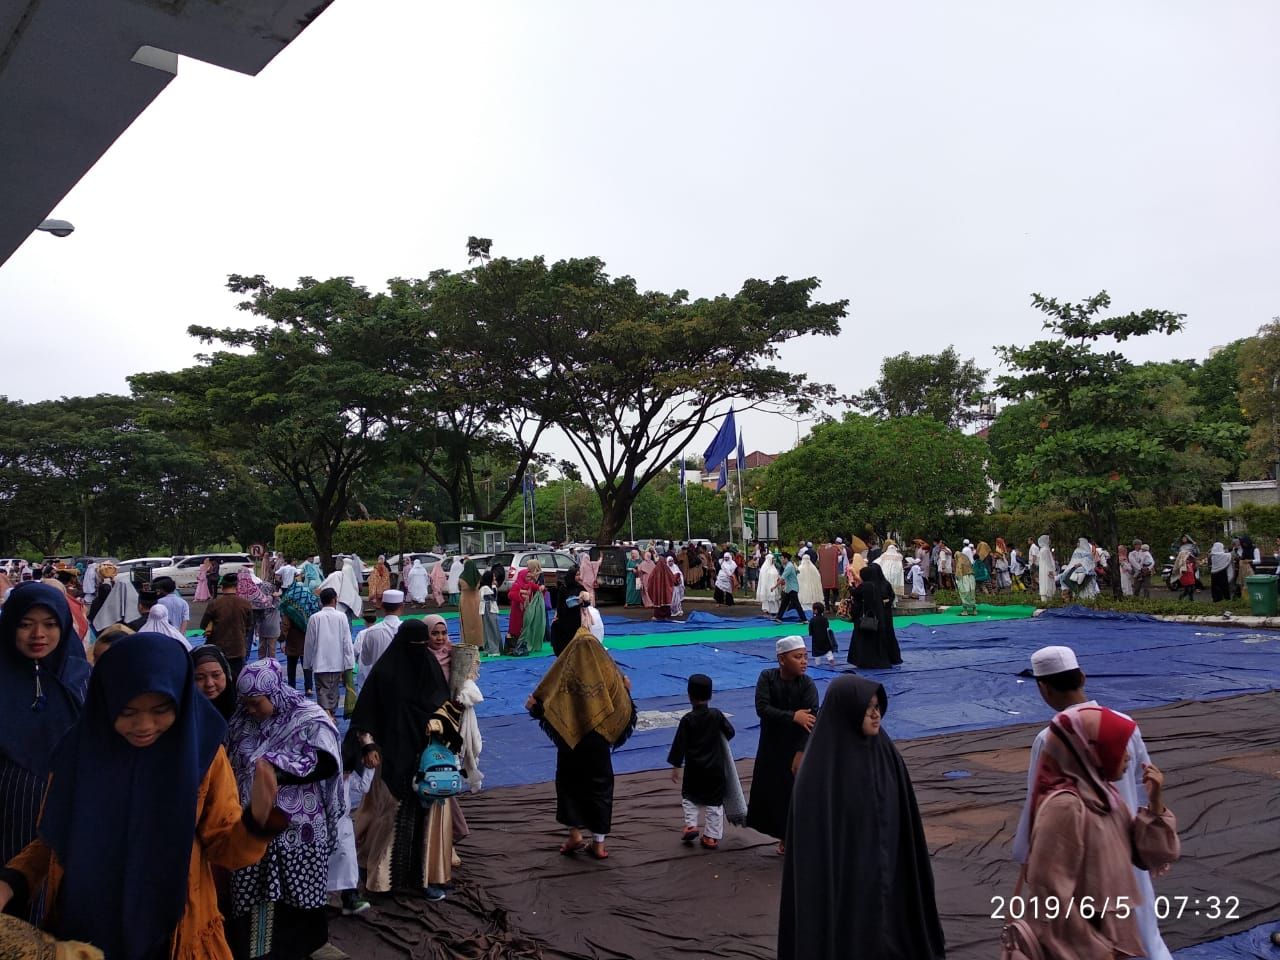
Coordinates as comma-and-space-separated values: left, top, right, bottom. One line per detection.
684, 479, 691, 542
736, 459, 746, 546
563, 481, 570, 542
725, 483, 733, 545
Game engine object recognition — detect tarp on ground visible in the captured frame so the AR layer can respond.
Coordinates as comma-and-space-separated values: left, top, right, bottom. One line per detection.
329, 692, 1280, 960
1172, 922, 1280, 958
474, 610, 1280, 788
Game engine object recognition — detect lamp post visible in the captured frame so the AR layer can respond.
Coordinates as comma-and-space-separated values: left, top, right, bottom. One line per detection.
36, 219, 75, 238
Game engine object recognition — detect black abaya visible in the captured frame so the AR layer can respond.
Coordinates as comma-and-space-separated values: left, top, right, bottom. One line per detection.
745, 668, 818, 840
778, 676, 944, 960
847, 566, 902, 668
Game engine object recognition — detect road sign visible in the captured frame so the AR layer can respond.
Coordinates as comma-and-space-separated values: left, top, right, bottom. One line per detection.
250, 543, 265, 559
742, 507, 757, 527
757, 511, 779, 541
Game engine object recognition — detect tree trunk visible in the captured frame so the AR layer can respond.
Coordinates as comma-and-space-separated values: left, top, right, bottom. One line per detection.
596, 492, 632, 545
314, 519, 337, 574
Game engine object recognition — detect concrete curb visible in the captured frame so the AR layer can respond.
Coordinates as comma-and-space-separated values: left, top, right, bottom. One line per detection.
1153, 615, 1280, 629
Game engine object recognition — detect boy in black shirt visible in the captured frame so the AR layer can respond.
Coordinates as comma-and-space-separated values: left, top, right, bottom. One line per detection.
668, 673, 736, 850
808, 601, 836, 665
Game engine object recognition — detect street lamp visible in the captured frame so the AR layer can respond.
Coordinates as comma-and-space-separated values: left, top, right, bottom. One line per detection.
36, 219, 75, 238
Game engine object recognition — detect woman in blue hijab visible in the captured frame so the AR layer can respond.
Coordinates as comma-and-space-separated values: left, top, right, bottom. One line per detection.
0, 633, 285, 960
0, 583, 90, 886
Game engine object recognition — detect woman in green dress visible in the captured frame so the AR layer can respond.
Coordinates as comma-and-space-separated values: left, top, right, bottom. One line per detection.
625, 550, 642, 607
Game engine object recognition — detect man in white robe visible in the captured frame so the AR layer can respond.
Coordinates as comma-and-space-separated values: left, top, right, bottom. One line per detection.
1013, 646, 1173, 960
354, 589, 403, 691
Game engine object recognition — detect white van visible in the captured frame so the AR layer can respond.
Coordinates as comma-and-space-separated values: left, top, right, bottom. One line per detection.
150, 553, 254, 594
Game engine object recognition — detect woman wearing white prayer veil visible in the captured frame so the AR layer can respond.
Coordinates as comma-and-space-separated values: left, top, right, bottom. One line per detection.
1037, 535, 1058, 600
405, 558, 429, 604
1059, 537, 1100, 599
797, 554, 823, 608
320, 558, 363, 620
757, 553, 781, 616
873, 540, 906, 598
144, 604, 188, 644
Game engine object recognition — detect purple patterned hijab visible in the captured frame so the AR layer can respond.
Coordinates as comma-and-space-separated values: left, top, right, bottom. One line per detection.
228, 659, 344, 846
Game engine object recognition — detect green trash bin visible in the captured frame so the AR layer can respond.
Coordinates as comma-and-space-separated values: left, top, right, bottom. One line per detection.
1245, 575, 1278, 616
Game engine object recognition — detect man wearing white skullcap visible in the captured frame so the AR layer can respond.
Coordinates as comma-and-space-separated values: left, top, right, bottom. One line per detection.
353, 589, 405, 691
1012, 644, 1172, 960
745, 635, 819, 854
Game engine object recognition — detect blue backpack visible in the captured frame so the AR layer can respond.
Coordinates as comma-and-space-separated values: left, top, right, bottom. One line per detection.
413, 738, 464, 802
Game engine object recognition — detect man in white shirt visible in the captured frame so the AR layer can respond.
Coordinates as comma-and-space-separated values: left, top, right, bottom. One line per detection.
354, 589, 403, 691
304, 587, 355, 718
153, 576, 191, 635
1012, 645, 1172, 960
274, 558, 298, 591
83, 561, 99, 606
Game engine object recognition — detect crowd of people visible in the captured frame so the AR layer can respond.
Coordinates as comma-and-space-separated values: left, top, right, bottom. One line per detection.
0, 530, 1245, 960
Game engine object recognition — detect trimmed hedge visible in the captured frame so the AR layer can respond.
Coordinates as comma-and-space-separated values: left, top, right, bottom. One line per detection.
273, 520, 438, 561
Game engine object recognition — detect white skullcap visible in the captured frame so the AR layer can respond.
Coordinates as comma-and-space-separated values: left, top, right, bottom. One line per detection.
381, 589, 405, 605
1031, 645, 1079, 677
775, 636, 807, 656
835, 537, 843, 543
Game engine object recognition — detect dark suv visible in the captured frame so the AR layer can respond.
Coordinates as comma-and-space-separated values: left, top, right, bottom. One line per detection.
590, 545, 630, 604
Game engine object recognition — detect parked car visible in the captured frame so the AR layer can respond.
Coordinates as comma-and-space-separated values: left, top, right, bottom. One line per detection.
590, 544, 631, 603
493, 548, 577, 601
150, 553, 254, 594
116, 556, 179, 589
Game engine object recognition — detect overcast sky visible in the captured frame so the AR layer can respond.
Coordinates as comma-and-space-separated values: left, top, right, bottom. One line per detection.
2, 0, 1277, 468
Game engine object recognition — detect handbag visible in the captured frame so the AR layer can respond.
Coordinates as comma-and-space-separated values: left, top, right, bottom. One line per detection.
413, 736, 465, 803
857, 611, 879, 633
999, 866, 1045, 960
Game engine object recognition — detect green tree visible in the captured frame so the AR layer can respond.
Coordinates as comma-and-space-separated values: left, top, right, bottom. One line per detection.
985, 399, 1048, 489
995, 291, 1248, 594
1190, 340, 1247, 426
1238, 318, 1280, 480
852, 347, 989, 428
756, 413, 989, 543
448, 257, 847, 543
131, 276, 411, 571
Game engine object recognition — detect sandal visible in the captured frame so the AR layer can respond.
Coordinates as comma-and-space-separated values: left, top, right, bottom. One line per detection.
700, 837, 719, 850
681, 827, 700, 846
589, 841, 609, 860
559, 839, 588, 855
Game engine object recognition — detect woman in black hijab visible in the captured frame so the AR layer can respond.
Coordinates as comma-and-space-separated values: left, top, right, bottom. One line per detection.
847, 563, 902, 669
191, 643, 237, 722
344, 619, 463, 901
549, 565, 584, 657
778, 675, 944, 960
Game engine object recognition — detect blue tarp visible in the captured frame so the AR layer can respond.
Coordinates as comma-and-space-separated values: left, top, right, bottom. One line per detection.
471, 609, 1280, 787
1172, 921, 1280, 958
257, 609, 1280, 789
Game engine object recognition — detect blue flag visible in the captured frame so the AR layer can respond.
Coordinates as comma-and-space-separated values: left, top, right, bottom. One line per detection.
737, 429, 746, 472
703, 408, 737, 473
716, 462, 728, 492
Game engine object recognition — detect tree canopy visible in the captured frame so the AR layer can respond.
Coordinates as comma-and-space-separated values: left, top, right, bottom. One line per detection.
994, 291, 1248, 591
852, 347, 988, 428
419, 256, 848, 543
756, 413, 989, 543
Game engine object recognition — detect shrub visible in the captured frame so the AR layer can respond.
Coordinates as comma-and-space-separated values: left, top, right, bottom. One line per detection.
273, 520, 438, 561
